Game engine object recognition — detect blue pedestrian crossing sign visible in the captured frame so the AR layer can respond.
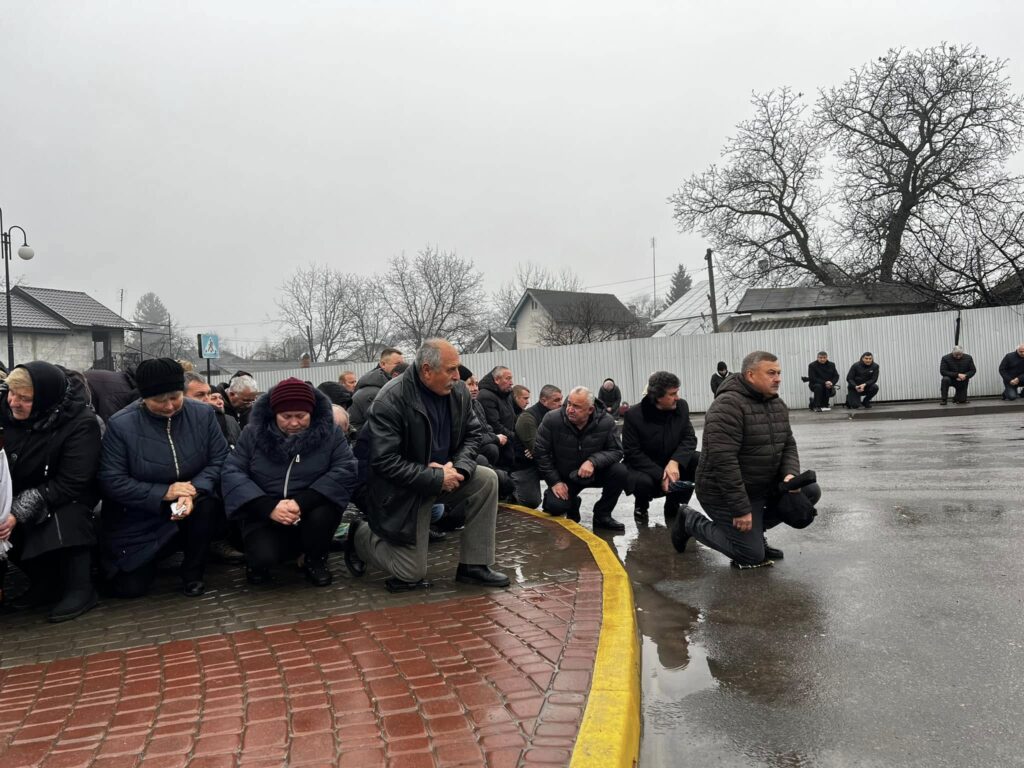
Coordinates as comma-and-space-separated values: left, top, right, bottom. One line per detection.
198, 334, 220, 359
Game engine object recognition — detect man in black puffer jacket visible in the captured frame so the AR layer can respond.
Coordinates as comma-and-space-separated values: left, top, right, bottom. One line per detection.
939, 346, 977, 405
807, 351, 840, 411
672, 351, 820, 567
622, 371, 699, 525
347, 348, 405, 430
846, 352, 880, 409
476, 366, 516, 470
534, 386, 626, 532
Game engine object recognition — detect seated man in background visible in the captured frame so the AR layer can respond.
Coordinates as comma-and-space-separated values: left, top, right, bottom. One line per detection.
534, 386, 626, 532
846, 352, 879, 409
939, 345, 976, 405
807, 351, 839, 412
623, 371, 699, 525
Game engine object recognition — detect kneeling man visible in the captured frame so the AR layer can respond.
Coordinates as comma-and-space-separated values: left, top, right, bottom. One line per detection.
534, 387, 627, 532
347, 338, 509, 591
672, 351, 820, 567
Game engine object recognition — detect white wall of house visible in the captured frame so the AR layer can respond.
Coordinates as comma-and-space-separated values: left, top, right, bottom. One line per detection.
11, 330, 124, 371
512, 300, 548, 349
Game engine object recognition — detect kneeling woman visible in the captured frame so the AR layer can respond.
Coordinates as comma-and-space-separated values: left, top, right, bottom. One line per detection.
0, 362, 102, 622
222, 378, 358, 586
99, 358, 228, 597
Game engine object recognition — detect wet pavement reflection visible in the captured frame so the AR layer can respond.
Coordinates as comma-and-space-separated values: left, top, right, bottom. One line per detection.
582, 413, 1024, 768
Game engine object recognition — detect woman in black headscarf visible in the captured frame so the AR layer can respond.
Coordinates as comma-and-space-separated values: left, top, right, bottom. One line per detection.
0, 362, 102, 622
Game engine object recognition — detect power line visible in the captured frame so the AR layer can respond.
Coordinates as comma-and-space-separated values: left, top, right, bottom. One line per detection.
584, 272, 675, 291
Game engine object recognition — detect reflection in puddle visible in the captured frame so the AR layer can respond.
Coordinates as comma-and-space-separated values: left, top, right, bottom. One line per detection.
642, 631, 718, 699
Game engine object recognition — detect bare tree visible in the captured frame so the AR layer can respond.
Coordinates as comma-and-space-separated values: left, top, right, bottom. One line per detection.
819, 44, 1024, 282
275, 264, 353, 362
490, 262, 584, 329
671, 87, 841, 288
342, 274, 396, 362
382, 246, 486, 348
535, 295, 641, 346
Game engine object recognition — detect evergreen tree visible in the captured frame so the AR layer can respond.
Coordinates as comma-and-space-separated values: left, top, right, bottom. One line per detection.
662, 264, 693, 309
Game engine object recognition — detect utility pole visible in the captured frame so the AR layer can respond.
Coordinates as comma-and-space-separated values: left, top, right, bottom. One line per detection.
705, 248, 719, 332
119, 288, 124, 318
651, 237, 657, 307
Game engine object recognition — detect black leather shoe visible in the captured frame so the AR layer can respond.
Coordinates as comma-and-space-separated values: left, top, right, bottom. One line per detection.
763, 537, 784, 560
344, 520, 366, 577
304, 559, 333, 587
593, 516, 625, 533
428, 526, 447, 543
670, 508, 691, 553
385, 577, 433, 593
182, 580, 205, 597
663, 499, 680, 519
633, 504, 649, 524
455, 564, 510, 587
47, 589, 98, 623
246, 566, 271, 585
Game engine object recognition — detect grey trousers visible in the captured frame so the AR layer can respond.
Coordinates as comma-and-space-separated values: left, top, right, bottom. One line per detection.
355, 466, 498, 583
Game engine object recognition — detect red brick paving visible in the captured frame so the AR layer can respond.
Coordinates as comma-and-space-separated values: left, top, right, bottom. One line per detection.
0, 570, 601, 767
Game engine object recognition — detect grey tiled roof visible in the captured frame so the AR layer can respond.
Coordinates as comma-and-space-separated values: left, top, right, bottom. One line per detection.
512, 289, 636, 326
736, 284, 934, 313
17, 286, 134, 329
1, 294, 70, 331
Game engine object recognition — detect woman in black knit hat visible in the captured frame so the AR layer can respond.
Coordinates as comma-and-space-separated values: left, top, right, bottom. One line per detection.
0, 361, 102, 622
98, 358, 228, 598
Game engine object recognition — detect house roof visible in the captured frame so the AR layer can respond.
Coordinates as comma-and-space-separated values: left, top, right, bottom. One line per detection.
731, 317, 829, 333
736, 284, 932, 314
16, 286, 135, 330
508, 289, 636, 327
0, 286, 134, 333
468, 330, 516, 353
650, 280, 747, 337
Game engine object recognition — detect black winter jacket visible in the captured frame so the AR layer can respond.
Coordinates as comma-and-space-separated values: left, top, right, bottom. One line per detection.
221, 387, 358, 526
940, 353, 977, 380
99, 397, 229, 573
807, 360, 839, 388
365, 367, 483, 546
622, 396, 697, 484
84, 369, 138, 422
710, 372, 728, 395
597, 382, 622, 414
348, 366, 391, 429
0, 372, 102, 559
534, 407, 623, 487
477, 372, 515, 466
471, 399, 500, 451
847, 361, 879, 388
695, 374, 799, 517
318, 381, 353, 409
998, 351, 1024, 385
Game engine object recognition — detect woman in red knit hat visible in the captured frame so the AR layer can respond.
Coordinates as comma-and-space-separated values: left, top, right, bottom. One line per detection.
221, 378, 358, 586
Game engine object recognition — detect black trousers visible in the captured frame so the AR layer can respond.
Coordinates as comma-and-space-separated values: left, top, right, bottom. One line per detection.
809, 382, 838, 408
109, 498, 214, 597
542, 463, 629, 520
941, 376, 970, 403
846, 384, 878, 408
688, 483, 822, 566
629, 452, 699, 511
242, 503, 341, 571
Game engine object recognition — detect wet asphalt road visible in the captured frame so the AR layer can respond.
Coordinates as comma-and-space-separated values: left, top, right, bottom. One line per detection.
586, 412, 1024, 768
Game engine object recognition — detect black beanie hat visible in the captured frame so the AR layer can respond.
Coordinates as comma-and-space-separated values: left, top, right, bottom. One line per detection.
458, 365, 473, 382
136, 358, 185, 398
17, 361, 68, 416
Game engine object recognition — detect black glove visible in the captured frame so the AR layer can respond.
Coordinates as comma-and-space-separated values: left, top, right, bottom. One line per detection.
779, 469, 817, 494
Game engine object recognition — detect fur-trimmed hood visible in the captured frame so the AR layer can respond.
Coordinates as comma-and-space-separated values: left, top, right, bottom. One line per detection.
247, 385, 336, 463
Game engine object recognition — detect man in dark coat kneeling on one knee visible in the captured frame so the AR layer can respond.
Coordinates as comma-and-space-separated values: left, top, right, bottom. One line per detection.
671, 350, 820, 568
346, 338, 509, 592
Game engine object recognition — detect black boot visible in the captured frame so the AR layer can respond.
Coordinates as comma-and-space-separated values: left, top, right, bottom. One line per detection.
663, 499, 680, 519
10, 558, 60, 610
763, 536, 784, 560
48, 547, 99, 623
633, 500, 649, 524
304, 556, 333, 587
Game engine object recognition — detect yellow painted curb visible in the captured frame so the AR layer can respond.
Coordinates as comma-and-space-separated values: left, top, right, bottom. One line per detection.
504, 503, 640, 768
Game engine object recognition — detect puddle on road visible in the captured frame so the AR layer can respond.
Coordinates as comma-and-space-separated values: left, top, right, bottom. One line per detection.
641, 630, 718, 699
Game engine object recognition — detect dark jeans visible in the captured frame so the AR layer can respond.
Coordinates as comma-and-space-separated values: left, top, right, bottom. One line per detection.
688, 484, 821, 566
542, 463, 628, 521
809, 382, 838, 408
940, 377, 970, 403
511, 465, 542, 509
846, 384, 878, 409
108, 498, 214, 597
628, 452, 699, 511
243, 503, 341, 571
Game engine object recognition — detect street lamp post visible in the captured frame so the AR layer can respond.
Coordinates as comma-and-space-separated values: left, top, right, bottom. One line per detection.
0, 207, 36, 372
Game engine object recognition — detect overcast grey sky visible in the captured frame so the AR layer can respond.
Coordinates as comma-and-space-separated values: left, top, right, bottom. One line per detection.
2, 0, 1022, 353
